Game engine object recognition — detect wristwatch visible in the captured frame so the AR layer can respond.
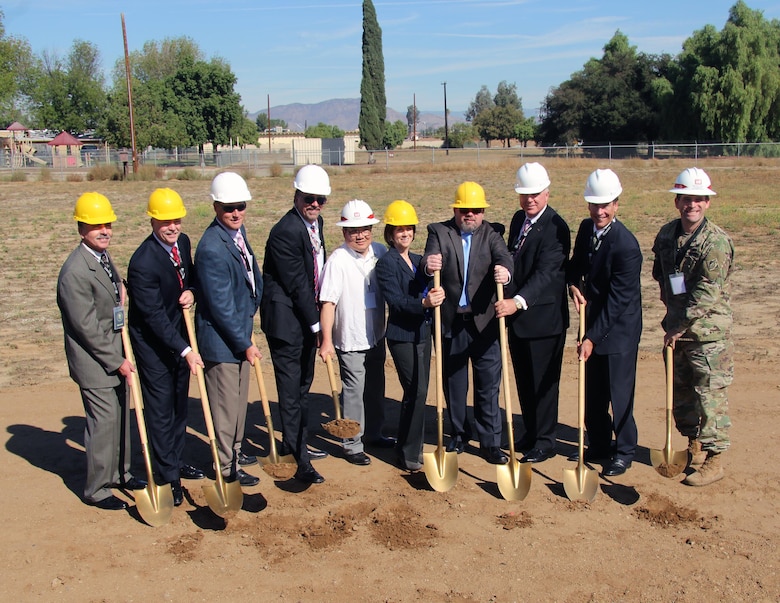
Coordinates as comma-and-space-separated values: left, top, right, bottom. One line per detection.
513, 295, 524, 310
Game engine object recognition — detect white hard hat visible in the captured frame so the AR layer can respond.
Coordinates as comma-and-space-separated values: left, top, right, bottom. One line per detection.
669, 167, 717, 196
584, 168, 622, 204
337, 199, 380, 227
294, 164, 332, 196
514, 162, 551, 194
210, 172, 252, 203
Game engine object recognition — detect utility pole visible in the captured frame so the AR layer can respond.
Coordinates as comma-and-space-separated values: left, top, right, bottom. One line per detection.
121, 14, 138, 173
413, 93, 417, 151
267, 94, 271, 152
442, 81, 449, 155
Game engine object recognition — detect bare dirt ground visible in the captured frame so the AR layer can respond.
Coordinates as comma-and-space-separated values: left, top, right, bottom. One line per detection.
1, 168, 779, 602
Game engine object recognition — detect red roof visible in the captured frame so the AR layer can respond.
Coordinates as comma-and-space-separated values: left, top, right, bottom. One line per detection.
6, 121, 27, 131
48, 131, 83, 146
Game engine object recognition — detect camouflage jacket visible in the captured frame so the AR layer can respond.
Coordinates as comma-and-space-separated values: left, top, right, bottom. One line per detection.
652, 218, 734, 341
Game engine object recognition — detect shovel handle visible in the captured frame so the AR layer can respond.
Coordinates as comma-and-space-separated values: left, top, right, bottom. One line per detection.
250, 334, 280, 460
577, 301, 587, 468
496, 282, 516, 457
324, 354, 343, 420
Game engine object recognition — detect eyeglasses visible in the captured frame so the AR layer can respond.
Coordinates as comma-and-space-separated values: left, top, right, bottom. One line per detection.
302, 194, 327, 206
344, 226, 372, 237
220, 202, 247, 213
458, 208, 484, 215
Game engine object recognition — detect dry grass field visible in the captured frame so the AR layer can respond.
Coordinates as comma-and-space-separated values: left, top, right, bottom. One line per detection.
1, 156, 779, 601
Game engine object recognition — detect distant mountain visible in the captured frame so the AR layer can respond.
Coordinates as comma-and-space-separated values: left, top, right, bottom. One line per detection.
248, 98, 464, 132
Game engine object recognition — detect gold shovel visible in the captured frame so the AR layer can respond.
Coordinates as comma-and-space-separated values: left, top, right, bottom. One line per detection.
322, 354, 361, 438
562, 301, 599, 503
250, 335, 297, 480
183, 309, 243, 517
120, 326, 174, 527
495, 284, 532, 501
650, 345, 688, 477
423, 270, 458, 492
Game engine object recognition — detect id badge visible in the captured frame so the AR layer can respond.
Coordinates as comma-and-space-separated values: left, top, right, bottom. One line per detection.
365, 291, 377, 309
113, 305, 125, 331
668, 272, 686, 295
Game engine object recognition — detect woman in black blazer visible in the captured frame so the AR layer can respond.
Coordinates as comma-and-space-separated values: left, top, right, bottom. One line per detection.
375, 201, 445, 471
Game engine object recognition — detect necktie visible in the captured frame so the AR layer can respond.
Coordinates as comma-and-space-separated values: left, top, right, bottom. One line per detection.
309, 223, 320, 296
171, 244, 184, 289
515, 218, 532, 255
235, 230, 256, 294
100, 253, 120, 301
459, 233, 472, 307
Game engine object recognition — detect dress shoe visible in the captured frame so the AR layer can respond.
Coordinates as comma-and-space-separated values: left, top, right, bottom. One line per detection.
180, 464, 206, 480
88, 495, 127, 511
307, 448, 328, 461
568, 449, 611, 463
227, 469, 260, 487
446, 438, 465, 454
602, 457, 632, 477
112, 476, 147, 490
344, 451, 372, 466
171, 480, 184, 507
481, 446, 509, 465
294, 464, 325, 484
366, 436, 397, 448
237, 452, 258, 466
521, 447, 556, 463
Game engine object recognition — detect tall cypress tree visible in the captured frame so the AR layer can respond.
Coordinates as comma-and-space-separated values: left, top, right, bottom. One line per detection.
358, 0, 386, 159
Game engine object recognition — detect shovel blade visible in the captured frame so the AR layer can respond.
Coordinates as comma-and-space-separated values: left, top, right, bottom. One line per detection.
496, 460, 532, 501
650, 448, 689, 478
135, 485, 174, 527
423, 447, 458, 492
203, 480, 243, 517
562, 466, 599, 503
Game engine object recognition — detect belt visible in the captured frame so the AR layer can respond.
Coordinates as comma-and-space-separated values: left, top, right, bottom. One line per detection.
455, 312, 473, 321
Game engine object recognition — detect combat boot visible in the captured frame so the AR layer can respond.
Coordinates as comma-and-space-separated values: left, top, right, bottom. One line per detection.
688, 438, 706, 467
683, 451, 724, 486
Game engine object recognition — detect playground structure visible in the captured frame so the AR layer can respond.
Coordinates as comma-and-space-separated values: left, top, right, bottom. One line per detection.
1, 122, 47, 168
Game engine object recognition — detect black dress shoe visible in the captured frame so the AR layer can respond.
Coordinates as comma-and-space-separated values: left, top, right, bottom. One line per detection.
307, 448, 328, 461
344, 451, 372, 466
180, 464, 206, 480
88, 495, 128, 510
366, 436, 397, 448
227, 469, 260, 487
521, 447, 556, 463
446, 438, 465, 454
481, 446, 509, 465
112, 476, 147, 490
294, 464, 325, 484
237, 452, 258, 466
171, 480, 184, 507
602, 458, 632, 477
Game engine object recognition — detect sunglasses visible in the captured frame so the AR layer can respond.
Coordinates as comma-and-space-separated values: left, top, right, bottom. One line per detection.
220, 202, 247, 213
302, 194, 327, 206
458, 208, 484, 214
344, 226, 372, 237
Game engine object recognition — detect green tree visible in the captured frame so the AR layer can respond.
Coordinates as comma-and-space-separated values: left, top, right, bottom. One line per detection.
358, 0, 386, 160
382, 119, 406, 149
465, 85, 494, 122
0, 11, 33, 125
406, 104, 418, 134
236, 115, 259, 146
468, 81, 524, 147
447, 122, 477, 148
305, 122, 345, 138
255, 113, 288, 131
514, 117, 537, 147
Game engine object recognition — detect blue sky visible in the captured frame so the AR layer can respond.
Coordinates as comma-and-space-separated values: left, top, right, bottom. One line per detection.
3, 0, 779, 116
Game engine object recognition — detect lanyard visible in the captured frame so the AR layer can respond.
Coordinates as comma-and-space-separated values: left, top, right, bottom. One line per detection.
675, 218, 707, 268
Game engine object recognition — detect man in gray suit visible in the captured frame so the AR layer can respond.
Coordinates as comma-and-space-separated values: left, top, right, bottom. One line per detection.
57, 192, 146, 511
422, 181, 513, 464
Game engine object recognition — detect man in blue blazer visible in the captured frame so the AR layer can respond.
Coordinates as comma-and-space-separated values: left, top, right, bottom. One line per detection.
567, 169, 642, 477
261, 165, 332, 485
195, 173, 263, 487
127, 188, 206, 506
422, 182, 513, 465
495, 163, 570, 464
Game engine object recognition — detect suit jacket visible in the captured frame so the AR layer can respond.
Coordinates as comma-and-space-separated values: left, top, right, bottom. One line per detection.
127, 233, 195, 367
422, 218, 513, 334
261, 208, 323, 344
566, 218, 642, 354
57, 244, 125, 388
505, 206, 570, 339
195, 220, 263, 363
375, 247, 431, 344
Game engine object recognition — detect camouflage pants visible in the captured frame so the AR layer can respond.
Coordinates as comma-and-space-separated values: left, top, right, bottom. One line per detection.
672, 339, 733, 453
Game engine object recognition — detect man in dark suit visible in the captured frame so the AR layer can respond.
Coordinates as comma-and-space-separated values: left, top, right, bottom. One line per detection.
422, 181, 513, 464
495, 163, 570, 464
261, 165, 332, 485
57, 192, 146, 511
195, 172, 263, 487
567, 168, 643, 477
127, 188, 206, 507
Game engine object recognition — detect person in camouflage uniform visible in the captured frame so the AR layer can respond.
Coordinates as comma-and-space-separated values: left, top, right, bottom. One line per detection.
652, 167, 734, 487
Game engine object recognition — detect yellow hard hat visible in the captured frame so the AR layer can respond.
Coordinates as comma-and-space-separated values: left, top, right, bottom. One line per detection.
451, 181, 490, 209
73, 192, 117, 224
384, 200, 419, 226
147, 187, 186, 220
